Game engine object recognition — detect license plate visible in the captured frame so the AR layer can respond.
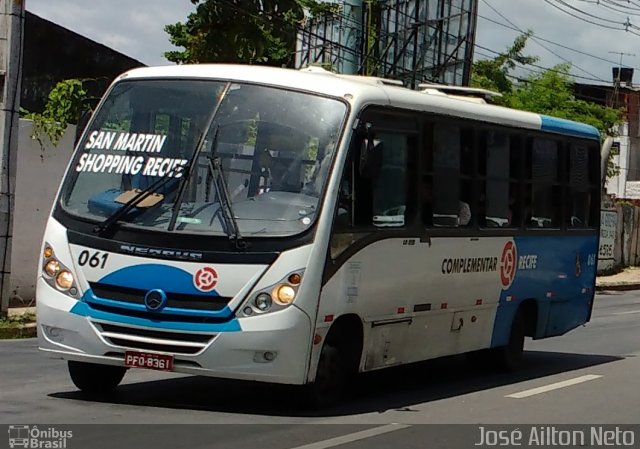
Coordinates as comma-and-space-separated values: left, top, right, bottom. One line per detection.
124, 351, 174, 371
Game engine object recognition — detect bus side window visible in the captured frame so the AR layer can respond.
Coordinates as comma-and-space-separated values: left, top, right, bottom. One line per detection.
427, 123, 473, 227
568, 143, 591, 228
372, 133, 411, 227
329, 126, 416, 259
526, 137, 561, 228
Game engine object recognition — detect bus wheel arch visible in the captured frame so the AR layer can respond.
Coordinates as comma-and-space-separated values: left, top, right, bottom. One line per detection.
307, 313, 363, 407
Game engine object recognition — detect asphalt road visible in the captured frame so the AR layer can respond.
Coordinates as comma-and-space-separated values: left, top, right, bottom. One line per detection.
2, 291, 639, 448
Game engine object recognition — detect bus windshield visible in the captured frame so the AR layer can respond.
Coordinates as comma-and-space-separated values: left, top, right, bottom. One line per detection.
61, 79, 347, 237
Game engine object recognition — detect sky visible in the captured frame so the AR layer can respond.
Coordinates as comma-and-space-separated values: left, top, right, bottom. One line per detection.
26, 0, 640, 87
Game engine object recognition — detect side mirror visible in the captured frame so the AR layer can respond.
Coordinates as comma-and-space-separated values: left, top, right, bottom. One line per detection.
359, 137, 383, 178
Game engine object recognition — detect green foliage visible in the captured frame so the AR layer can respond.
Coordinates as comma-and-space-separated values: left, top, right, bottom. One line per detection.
21, 79, 87, 148
508, 64, 622, 137
164, 0, 312, 66
298, 0, 341, 16
362, 0, 380, 76
471, 34, 624, 181
471, 31, 539, 103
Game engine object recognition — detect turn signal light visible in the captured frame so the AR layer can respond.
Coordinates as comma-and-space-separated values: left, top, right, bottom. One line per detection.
288, 273, 302, 285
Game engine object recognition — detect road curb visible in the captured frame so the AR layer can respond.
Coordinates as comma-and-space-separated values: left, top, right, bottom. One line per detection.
0, 322, 37, 339
595, 283, 640, 292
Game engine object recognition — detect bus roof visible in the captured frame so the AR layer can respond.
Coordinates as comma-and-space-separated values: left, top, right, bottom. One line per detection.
118, 64, 601, 141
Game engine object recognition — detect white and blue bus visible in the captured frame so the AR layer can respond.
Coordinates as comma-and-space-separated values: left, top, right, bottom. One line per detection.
37, 64, 603, 406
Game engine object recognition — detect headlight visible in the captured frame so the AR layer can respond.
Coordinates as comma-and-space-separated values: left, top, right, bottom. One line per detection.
44, 260, 60, 277
274, 284, 296, 305
255, 293, 272, 311
56, 271, 74, 290
41, 243, 79, 298
238, 270, 304, 317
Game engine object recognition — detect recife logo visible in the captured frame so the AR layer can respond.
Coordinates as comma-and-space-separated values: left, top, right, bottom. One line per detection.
500, 240, 540, 290
193, 267, 218, 292
500, 241, 517, 289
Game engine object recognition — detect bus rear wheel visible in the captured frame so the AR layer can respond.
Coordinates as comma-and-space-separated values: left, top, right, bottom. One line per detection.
68, 361, 126, 395
491, 308, 526, 371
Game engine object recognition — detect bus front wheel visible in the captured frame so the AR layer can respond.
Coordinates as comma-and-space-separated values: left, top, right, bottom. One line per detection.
306, 343, 348, 408
68, 361, 127, 395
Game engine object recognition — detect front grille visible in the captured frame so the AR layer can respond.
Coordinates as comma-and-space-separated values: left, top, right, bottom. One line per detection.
88, 303, 231, 323
108, 338, 203, 354
100, 323, 212, 343
90, 282, 230, 311
96, 323, 214, 355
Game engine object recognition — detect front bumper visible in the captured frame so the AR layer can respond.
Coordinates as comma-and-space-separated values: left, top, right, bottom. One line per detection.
36, 278, 313, 384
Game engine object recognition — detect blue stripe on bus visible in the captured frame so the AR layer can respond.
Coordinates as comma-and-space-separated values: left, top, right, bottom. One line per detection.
490, 235, 597, 348
540, 115, 600, 140
70, 300, 241, 332
97, 264, 221, 296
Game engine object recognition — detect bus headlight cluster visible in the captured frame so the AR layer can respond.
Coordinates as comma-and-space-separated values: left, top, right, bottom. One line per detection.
41, 243, 79, 298
240, 270, 304, 317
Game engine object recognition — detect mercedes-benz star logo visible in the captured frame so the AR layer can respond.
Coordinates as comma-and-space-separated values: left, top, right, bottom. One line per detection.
144, 289, 167, 312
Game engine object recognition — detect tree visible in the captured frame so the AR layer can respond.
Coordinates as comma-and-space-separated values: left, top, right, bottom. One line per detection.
509, 64, 621, 140
21, 79, 88, 149
164, 0, 307, 66
471, 34, 624, 179
471, 31, 538, 103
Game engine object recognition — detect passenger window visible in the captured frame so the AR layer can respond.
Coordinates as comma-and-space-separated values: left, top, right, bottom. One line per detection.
568, 143, 591, 228
330, 111, 417, 259
479, 131, 520, 228
424, 123, 473, 227
372, 133, 409, 227
526, 138, 561, 228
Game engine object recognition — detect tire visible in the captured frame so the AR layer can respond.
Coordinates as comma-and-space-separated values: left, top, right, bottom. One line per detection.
306, 344, 348, 408
491, 309, 526, 372
68, 361, 126, 395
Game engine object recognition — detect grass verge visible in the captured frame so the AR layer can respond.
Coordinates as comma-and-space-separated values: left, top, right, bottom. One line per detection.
0, 312, 36, 339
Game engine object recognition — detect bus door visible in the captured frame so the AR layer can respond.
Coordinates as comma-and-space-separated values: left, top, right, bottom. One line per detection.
323, 109, 422, 370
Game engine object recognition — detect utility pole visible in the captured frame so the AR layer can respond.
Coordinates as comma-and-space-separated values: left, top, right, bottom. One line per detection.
0, 0, 25, 314
608, 51, 635, 108
609, 51, 635, 86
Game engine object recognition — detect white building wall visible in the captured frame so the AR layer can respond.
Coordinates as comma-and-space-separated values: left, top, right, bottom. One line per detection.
10, 119, 76, 304
606, 122, 630, 198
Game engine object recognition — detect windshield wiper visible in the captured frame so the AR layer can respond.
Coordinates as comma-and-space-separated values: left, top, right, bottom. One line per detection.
209, 155, 246, 249
167, 83, 231, 232
93, 170, 182, 236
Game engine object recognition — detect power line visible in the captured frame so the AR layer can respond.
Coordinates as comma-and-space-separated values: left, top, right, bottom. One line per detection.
481, 0, 606, 81
542, 0, 630, 30
474, 42, 614, 83
551, 0, 629, 24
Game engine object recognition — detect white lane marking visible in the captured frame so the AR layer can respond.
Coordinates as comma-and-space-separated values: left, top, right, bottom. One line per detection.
505, 374, 603, 399
286, 424, 411, 449
612, 310, 640, 315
